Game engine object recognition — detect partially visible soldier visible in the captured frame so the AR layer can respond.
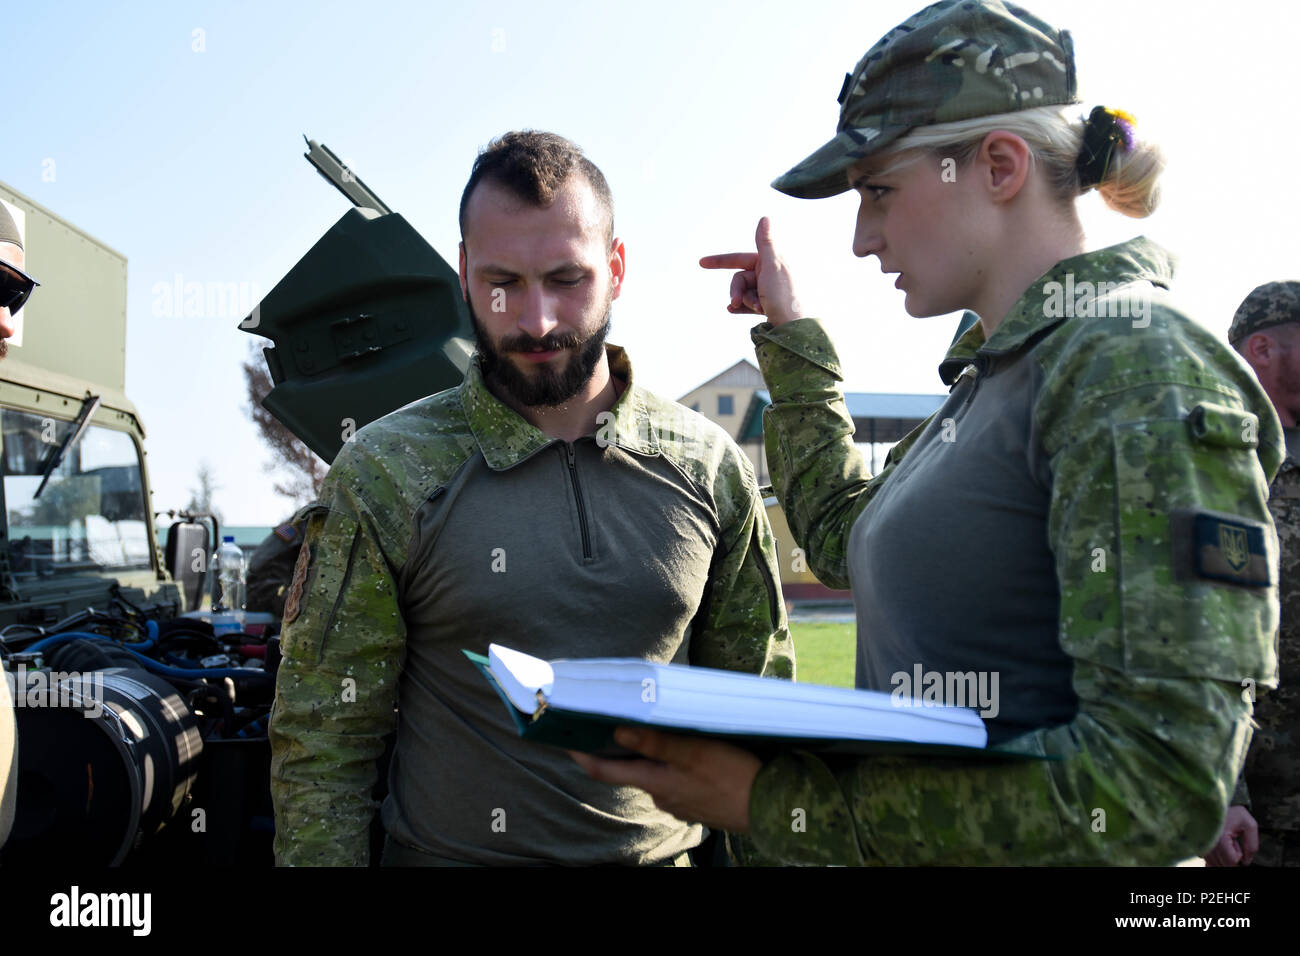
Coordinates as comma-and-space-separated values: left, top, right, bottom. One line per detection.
1, 200, 40, 850
245, 512, 310, 620
0, 659, 12, 852
1208, 281, 1300, 867
0, 200, 37, 355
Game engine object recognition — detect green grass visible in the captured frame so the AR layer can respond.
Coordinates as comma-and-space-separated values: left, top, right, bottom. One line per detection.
789, 620, 856, 687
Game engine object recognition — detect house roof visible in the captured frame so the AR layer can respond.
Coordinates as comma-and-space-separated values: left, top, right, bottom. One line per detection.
678, 359, 764, 397
739, 389, 947, 443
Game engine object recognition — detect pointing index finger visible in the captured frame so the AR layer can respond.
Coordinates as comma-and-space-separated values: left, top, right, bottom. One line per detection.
700, 252, 759, 270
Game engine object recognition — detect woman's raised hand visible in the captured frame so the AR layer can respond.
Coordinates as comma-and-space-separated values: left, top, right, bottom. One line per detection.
700, 217, 804, 327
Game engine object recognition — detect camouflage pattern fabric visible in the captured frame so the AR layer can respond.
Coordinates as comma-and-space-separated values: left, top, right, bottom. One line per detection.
773, 0, 1079, 199
1228, 280, 1300, 346
1237, 454, 1300, 845
269, 344, 793, 866
1251, 827, 1300, 867
245, 517, 308, 619
745, 237, 1284, 865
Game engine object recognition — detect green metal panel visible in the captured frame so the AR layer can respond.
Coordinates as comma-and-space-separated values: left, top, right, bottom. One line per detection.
243, 207, 473, 464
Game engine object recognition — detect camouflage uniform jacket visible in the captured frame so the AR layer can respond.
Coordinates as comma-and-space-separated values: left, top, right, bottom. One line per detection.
269, 344, 794, 866
1238, 453, 1300, 831
745, 237, 1283, 865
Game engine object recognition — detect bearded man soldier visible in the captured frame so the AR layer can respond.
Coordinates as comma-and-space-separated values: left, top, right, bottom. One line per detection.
269, 131, 793, 866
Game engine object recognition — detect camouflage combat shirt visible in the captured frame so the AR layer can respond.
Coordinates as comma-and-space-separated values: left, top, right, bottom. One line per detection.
269, 344, 793, 866
1239, 444, 1300, 832
745, 237, 1283, 865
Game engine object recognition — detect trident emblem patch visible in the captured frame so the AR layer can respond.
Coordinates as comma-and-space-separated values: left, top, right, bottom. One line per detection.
1219, 523, 1249, 573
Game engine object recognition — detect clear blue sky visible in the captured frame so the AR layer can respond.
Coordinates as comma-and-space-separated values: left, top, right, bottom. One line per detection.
5, 0, 1297, 523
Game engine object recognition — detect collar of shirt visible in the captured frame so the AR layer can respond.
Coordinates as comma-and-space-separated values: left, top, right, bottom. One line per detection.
937, 236, 1176, 386
460, 343, 661, 470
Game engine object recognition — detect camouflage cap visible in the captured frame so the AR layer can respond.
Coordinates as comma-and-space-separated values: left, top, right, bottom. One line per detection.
773, 0, 1078, 200
1229, 281, 1300, 345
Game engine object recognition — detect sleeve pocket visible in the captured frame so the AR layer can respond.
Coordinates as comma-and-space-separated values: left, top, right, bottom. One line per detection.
1111, 417, 1276, 682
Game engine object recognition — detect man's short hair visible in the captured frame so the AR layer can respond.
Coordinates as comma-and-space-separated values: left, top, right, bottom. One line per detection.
1232, 321, 1300, 359
459, 131, 614, 246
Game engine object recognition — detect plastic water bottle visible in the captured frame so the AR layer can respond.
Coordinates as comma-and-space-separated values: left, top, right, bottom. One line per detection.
212, 536, 246, 615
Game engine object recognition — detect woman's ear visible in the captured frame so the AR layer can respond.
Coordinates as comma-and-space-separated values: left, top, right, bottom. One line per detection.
979, 131, 1032, 204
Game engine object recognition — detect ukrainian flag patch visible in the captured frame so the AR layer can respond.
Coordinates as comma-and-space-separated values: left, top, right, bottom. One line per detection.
1188, 512, 1271, 587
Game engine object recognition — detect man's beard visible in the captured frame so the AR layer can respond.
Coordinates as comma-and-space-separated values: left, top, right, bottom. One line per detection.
470, 300, 611, 408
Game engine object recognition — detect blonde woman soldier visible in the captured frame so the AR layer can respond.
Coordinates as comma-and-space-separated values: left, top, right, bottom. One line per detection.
573, 0, 1282, 865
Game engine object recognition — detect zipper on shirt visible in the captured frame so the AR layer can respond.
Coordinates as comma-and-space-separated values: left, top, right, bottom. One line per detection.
564, 442, 593, 560
962, 355, 989, 408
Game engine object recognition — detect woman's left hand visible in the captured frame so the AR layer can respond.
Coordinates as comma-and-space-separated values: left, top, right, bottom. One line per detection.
570, 727, 763, 833
700, 217, 805, 326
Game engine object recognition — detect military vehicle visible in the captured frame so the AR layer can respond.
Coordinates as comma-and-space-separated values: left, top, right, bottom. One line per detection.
0, 140, 474, 867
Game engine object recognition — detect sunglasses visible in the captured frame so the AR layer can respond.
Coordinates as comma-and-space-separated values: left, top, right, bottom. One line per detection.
0, 260, 39, 316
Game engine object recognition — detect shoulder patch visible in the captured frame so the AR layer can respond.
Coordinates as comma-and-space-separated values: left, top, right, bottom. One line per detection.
273, 522, 299, 543
283, 543, 312, 624
1171, 509, 1273, 588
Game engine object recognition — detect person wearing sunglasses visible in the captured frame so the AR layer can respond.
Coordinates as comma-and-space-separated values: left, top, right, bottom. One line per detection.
0, 202, 38, 361
0, 198, 34, 850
